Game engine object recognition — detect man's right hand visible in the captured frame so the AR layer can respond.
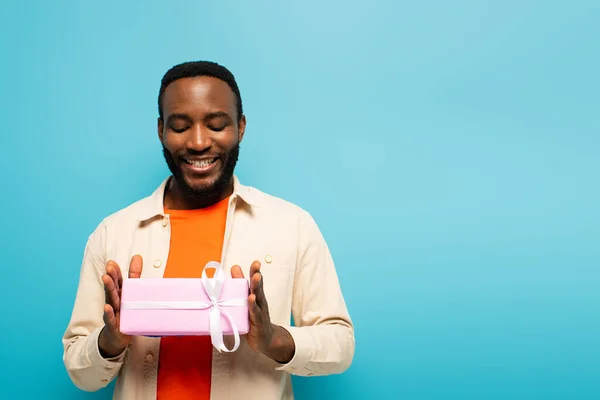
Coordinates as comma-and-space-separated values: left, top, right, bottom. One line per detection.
98, 255, 143, 358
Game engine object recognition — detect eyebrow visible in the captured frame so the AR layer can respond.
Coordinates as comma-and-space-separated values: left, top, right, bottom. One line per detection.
204, 111, 232, 121
165, 111, 232, 124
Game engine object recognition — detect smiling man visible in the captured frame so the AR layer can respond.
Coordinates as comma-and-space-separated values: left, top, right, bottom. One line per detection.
62, 61, 355, 400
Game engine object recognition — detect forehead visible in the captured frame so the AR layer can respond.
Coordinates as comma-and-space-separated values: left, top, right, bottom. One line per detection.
162, 76, 236, 116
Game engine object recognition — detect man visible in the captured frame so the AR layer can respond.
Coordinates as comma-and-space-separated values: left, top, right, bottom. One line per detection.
62, 61, 354, 399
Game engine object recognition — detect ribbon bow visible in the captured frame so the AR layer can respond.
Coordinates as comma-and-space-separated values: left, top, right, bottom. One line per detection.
200, 261, 246, 352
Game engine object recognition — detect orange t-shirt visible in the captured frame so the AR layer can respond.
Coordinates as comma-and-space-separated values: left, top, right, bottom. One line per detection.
156, 196, 230, 400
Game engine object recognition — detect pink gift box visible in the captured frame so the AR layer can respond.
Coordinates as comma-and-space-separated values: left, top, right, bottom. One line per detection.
119, 277, 250, 337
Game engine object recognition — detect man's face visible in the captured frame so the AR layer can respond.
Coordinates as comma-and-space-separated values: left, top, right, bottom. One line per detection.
158, 76, 245, 199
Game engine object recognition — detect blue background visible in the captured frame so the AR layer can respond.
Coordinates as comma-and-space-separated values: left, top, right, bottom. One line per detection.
1, 1, 599, 399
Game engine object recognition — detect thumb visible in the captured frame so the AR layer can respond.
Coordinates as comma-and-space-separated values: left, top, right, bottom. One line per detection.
230, 264, 244, 279
129, 255, 143, 279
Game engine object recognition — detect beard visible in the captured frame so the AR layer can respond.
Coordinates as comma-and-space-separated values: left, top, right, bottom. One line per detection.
162, 143, 240, 200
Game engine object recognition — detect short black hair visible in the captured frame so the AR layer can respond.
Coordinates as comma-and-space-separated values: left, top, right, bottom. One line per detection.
158, 61, 243, 121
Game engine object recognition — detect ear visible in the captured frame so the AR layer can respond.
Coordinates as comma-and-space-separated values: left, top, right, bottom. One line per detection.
157, 117, 164, 142
237, 115, 246, 143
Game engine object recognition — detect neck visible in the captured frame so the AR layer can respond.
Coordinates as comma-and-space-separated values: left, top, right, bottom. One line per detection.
164, 177, 233, 210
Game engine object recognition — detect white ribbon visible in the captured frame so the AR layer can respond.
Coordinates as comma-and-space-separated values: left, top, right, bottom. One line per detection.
122, 261, 246, 352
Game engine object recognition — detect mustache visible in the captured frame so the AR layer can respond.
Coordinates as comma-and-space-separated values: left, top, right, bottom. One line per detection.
175, 152, 224, 160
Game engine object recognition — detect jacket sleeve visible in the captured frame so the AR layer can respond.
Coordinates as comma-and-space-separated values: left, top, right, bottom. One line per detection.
276, 211, 355, 376
62, 222, 126, 391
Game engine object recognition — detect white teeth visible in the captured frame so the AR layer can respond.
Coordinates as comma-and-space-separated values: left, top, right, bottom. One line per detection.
187, 158, 216, 168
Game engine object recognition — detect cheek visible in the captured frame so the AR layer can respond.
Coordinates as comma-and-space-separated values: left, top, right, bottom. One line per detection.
164, 134, 186, 154
216, 130, 240, 150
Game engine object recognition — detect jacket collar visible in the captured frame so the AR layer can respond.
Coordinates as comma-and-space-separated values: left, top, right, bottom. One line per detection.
135, 175, 259, 222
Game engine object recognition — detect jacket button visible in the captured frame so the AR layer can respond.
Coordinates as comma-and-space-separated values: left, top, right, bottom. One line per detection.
153, 259, 162, 268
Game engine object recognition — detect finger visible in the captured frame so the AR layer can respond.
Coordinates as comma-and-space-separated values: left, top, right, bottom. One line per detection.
116, 262, 123, 288
103, 279, 110, 305
252, 271, 269, 311
249, 260, 261, 278
103, 274, 120, 311
230, 265, 244, 279
248, 294, 262, 324
249, 261, 261, 294
103, 304, 119, 332
102, 274, 121, 311
129, 254, 143, 279
106, 261, 120, 290
250, 271, 261, 293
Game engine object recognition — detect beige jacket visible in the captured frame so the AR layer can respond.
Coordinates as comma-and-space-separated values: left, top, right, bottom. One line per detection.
62, 176, 354, 399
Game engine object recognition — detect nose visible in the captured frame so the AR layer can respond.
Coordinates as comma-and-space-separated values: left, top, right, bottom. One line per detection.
186, 124, 211, 153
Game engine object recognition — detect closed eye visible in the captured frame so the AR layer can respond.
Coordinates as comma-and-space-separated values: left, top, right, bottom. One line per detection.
209, 124, 227, 132
171, 126, 188, 133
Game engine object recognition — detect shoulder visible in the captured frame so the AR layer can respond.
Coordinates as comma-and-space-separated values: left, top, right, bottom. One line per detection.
239, 183, 321, 235
242, 183, 312, 219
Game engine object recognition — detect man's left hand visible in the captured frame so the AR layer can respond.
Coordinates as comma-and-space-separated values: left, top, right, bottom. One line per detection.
231, 261, 295, 363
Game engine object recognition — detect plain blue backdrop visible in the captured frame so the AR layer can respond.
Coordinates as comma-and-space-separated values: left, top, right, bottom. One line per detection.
1, 1, 599, 399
